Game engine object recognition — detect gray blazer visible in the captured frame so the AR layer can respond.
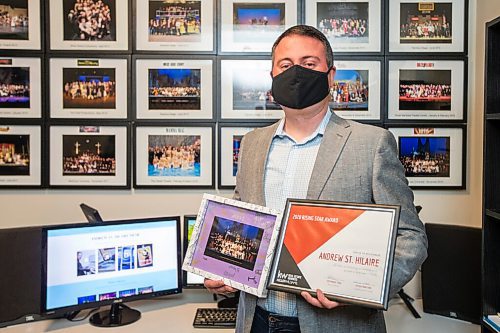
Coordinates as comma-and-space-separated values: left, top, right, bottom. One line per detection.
233, 112, 428, 333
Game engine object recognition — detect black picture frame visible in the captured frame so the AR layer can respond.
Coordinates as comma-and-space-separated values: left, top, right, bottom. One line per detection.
217, 55, 284, 121
387, 123, 466, 189
385, 56, 467, 122
331, 55, 384, 122
47, 123, 131, 189
46, 0, 132, 53
304, 0, 383, 55
218, 0, 300, 54
133, 55, 216, 121
133, 0, 216, 54
0, 0, 43, 51
0, 120, 44, 188
387, 0, 467, 55
133, 122, 215, 189
0, 54, 43, 119
47, 55, 131, 120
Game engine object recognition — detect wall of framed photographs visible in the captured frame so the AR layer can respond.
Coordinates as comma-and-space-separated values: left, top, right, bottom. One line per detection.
0, 0, 476, 234
0, 0, 469, 191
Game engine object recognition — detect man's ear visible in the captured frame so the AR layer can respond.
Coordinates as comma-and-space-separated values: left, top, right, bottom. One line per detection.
328, 66, 336, 86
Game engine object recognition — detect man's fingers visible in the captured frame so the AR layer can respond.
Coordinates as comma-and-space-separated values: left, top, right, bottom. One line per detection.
204, 278, 237, 294
316, 289, 340, 309
301, 291, 324, 308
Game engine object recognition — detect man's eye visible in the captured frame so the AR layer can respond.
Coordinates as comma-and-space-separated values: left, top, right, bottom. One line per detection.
304, 63, 316, 68
281, 64, 291, 70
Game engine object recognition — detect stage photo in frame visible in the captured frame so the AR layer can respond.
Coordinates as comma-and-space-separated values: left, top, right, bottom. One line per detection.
387, 59, 465, 121
49, 125, 129, 188
331, 59, 381, 121
305, 0, 381, 53
0, 124, 41, 187
218, 124, 258, 189
49, 57, 129, 119
388, 126, 465, 189
0, 56, 41, 119
0, 0, 41, 50
135, 0, 214, 52
219, 0, 298, 53
48, 0, 129, 51
183, 193, 283, 297
389, 0, 466, 53
219, 58, 283, 120
135, 57, 214, 120
268, 199, 400, 309
134, 124, 214, 188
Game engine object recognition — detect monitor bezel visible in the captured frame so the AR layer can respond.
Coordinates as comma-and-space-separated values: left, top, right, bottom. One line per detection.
182, 215, 205, 289
41, 216, 183, 316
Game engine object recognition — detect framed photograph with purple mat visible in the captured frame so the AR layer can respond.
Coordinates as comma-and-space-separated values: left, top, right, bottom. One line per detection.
182, 193, 282, 297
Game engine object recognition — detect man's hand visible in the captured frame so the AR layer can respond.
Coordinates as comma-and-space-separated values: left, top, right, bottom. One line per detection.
204, 278, 238, 295
301, 289, 343, 309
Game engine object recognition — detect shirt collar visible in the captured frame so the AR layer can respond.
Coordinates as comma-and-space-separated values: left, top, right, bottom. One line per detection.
274, 109, 332, 144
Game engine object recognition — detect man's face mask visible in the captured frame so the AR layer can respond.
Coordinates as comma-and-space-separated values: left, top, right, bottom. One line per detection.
271, 65, 332, 109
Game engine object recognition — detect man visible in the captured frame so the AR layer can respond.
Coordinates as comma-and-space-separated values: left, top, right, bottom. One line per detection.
206, 25, 427, 333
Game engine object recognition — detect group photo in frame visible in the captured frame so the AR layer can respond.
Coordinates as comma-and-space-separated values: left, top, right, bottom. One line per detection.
49, 125, 130, 188
135, 0, 214, 52
134, 124, 214, 188
47, 0, 130, 51
0, 0, 41, 50
305, 0, 381, 53
0, 124, 42, 187
331, 59, 381, 121
49, 57, 129, 119
219, 0, 298, 53
0, 56, 42, 119
219, 58, 283, 120
387, 59, 465, 121
388, 0, 466, 53
388, 125, 465, 189
218, 124, 262, 189
134, 57, 214, 120
268, 199, 399, 309
182, 193, 283, 297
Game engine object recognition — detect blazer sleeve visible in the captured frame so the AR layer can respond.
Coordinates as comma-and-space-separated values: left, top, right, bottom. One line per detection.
372, 130, 428, 297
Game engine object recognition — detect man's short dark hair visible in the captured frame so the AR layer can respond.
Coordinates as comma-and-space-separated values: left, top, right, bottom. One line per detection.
271, 25, 334, 68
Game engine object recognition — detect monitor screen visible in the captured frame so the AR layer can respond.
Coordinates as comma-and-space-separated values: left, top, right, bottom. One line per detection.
183, 215, 205, 288
42, 216, 182, 318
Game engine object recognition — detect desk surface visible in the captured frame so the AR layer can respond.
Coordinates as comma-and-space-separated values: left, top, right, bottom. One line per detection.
1, 290, 480, 333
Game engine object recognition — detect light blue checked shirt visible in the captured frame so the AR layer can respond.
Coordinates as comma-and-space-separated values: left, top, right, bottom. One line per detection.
257, 110, 332, 317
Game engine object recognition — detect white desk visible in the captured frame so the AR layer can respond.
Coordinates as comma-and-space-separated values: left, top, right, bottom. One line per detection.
1, 290, 480, 333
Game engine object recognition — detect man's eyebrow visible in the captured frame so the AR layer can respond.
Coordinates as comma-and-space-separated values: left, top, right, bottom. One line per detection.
276, 56, 321, 64
300, 56, 321, 62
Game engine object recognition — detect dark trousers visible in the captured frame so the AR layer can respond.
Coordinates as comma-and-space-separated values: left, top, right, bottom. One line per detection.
250, 306, 301, 333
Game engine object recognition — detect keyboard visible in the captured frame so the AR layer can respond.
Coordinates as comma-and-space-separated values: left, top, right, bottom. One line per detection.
193, 307, 237, 328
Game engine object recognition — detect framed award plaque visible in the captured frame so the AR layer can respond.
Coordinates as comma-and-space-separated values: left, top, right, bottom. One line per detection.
268, 199, 400, 309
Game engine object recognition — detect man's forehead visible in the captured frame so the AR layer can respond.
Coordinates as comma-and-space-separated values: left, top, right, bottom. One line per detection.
274, 37, 325, 61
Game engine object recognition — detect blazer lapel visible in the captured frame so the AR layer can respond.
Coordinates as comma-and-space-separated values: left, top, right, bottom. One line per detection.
307, 113, 352, 199
250, 122, 280, 206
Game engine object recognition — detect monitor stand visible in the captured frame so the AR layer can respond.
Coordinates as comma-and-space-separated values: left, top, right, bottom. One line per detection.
89, 303, 141, 327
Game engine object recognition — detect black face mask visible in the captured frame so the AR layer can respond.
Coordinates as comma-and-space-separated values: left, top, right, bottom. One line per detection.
271, 65, 332, 109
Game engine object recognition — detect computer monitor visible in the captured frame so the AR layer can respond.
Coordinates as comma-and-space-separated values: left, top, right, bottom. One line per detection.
80, 203, 104, 223
183, 215, 205, 288
42, 216, 182, 327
